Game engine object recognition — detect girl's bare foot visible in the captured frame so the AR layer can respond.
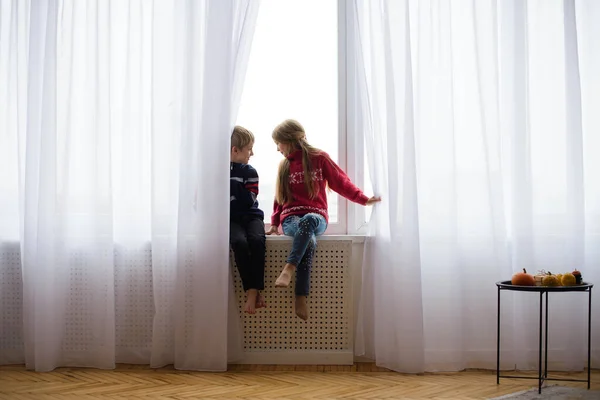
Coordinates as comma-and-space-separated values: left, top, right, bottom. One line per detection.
295, 296, 308, 321
275, 263, 296, 287
244, 289, 258, 314
255, 292, 266, 309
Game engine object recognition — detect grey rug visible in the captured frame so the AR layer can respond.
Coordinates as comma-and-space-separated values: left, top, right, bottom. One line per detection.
490, 385, 600, 399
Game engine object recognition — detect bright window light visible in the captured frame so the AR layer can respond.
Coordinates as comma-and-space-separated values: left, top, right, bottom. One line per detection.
236, 0, 339, 225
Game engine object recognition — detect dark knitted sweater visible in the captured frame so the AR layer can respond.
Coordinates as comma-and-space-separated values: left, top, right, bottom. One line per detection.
230, 162, 264, 221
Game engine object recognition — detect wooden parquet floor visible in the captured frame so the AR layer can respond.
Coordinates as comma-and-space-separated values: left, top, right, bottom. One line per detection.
0, 364, 598, 400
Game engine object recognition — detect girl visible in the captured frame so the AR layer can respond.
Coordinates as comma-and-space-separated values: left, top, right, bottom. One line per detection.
266, 119, 380, 320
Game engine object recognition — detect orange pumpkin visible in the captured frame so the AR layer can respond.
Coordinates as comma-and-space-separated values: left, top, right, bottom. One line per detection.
511, 268, 535, 286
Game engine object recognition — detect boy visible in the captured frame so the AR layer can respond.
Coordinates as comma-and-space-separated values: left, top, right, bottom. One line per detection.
230, 126, 266, 314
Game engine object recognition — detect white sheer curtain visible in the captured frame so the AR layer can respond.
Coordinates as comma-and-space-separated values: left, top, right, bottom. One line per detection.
352, 0, 600, 373
0, 0, 258, 371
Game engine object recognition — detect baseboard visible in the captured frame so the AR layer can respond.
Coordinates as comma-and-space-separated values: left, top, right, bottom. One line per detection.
235, 351, 354, 365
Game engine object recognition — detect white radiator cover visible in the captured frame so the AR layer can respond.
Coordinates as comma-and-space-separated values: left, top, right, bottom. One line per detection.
0, 243, 23, 364
232, 239, 354, 365
0, 239, 357, 366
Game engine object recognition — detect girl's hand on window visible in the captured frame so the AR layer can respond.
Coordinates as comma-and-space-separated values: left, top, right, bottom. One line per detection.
366, 196, 382, 205
266, 225, 280, 235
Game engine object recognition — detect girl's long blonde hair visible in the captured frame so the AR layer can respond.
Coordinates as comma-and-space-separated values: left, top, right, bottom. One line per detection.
272, 119, 322, 205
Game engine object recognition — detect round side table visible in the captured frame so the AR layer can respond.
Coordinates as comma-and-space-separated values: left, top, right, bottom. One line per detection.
496, 280, 593, 394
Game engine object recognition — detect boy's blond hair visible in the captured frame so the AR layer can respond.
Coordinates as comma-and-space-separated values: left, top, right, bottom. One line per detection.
231, 126, 254, 150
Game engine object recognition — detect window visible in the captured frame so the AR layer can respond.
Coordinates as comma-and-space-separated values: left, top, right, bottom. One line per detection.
236, 0, 352, 233
0, 0, 373, 241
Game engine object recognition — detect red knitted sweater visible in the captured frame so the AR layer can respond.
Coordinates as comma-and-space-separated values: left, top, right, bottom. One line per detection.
271, 150, 369, 226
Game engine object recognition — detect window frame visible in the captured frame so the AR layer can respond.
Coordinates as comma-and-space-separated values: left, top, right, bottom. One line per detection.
254, 0, 370, 235
327, 0, 349, 235
342, 0, 370, 235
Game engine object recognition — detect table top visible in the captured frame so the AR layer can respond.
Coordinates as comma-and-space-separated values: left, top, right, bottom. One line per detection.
496, 280, 593, 292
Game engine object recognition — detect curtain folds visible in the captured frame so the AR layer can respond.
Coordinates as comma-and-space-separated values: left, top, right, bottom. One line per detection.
352, 0, 600, 373
0, 0, 259, 371
2, 0, 599, 375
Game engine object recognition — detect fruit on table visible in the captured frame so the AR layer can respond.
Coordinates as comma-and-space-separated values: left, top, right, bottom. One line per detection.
555, 273, 563, 285
534, 269, 551, 286
561, 273, 576, 286
534, 274, 545, 286
511, 268, 536, 286
542, 272, 560, 287
572, 269, 582, 284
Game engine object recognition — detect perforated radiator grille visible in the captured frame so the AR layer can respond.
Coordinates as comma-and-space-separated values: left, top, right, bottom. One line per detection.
232, 239, 352, 352
0, 243, 23, 361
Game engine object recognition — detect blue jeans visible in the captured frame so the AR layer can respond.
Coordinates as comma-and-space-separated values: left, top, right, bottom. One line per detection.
282, 213, 327, 296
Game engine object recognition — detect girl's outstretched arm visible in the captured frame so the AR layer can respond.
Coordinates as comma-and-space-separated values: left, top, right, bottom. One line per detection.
320, 152, 371, 205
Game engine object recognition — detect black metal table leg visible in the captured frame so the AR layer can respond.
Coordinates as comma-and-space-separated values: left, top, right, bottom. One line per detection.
538, 291, 543, 394
544, 291, 549, 383
497, 285, 501, 385
588, 287, 592, 389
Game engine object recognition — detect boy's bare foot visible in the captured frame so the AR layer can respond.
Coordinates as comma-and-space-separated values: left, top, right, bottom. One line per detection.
244, 289, 258, 314
255, 292, 266, 309
275, 263, 296, 287
295, 296, 308, 321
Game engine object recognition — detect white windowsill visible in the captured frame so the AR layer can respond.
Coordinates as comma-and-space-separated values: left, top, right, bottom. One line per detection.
266, 234, 366, 244
0, 235, 368, 247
